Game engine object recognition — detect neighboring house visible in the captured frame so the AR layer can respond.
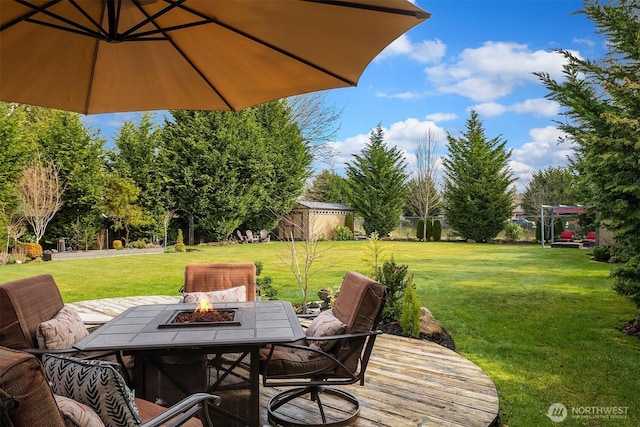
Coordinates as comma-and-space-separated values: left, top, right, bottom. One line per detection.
277, 201, 354, 241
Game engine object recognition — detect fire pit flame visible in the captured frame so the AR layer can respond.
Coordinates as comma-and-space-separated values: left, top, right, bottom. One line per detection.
195, 297, 213, 314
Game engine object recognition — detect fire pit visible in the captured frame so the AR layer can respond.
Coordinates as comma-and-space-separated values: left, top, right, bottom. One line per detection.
159, 298, 241, 328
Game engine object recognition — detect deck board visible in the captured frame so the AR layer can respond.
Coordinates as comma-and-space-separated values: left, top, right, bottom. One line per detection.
68, 296, 500, 426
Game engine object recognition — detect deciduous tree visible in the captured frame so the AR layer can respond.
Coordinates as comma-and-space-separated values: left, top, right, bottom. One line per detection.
17, 157, 66, 243
408, 130, 442, 241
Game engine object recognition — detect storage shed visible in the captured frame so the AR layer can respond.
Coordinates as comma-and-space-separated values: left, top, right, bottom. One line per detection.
277, 201, 354, 241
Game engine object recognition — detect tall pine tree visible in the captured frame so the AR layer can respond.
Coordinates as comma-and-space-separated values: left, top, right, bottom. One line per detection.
537, 0, 640, 310
346, 124, 408, 236
442, 111, 515, 243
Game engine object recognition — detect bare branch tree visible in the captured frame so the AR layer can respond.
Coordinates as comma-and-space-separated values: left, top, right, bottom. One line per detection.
0, 203, 26, 253
288, 92, 343, 165
17, 158, 66, 244
409, 130, 442, 241
275, 208, 337, 312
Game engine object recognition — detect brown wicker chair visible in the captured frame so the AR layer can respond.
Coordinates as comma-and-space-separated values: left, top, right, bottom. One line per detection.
0, 346, 219, 427
0, 274, 133, 384
260, 271, 387, 427
181, 263, 257, 301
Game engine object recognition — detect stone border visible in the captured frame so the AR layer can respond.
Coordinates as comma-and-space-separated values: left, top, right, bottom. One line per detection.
43, 247, 165, 261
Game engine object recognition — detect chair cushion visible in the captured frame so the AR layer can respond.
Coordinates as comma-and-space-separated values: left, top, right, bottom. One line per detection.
43, 354, 141, 427
305, 310, 346, 357
54, 395, 105, 427
37, 305, 89, 350
183, 285, 247, 304
259, 346, 335, 376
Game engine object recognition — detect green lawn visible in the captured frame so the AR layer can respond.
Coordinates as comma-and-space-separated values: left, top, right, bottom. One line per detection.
2, 241, 638, 426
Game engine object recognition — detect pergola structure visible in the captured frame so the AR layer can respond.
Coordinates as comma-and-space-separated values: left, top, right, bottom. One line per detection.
540, 205, 590, 248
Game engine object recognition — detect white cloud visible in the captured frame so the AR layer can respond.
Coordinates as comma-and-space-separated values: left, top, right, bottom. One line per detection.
376, 35, 445, 64
573, 37, 596, 48
511, 98, 560, 116
425, 42, 573, 102
472, 98, 560, 118
472, 102, 507, 117
511, 126, 574, 170
376, 91, 428, 100
328, 118, 447, 171
425, 112, 457, 122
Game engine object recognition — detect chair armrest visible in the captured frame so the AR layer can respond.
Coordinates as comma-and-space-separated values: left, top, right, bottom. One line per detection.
139, 393, 221, 427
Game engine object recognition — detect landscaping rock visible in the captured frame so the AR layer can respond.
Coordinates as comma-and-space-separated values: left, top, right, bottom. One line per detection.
420, 307, 444, 341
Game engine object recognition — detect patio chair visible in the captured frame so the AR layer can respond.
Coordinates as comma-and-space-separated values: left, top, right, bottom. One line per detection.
556, 230, 575, 242
261, 271, 387, 427
245, 230, 255, 243
181, 263, 257, 302
236, 229, 246, 243
583, 231, 597, 247
0, 346, 219, 427
259, 229, 271, 243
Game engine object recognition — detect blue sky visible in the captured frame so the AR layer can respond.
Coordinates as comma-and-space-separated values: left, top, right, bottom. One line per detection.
82, 0, 605, 193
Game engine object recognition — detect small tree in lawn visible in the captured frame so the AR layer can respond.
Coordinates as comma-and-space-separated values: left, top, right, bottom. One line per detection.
408, 129, 442, 242
346, 124, 408, 236
175, 228, 186, 253
442, 111, 515, 243
103, 174, 149, 247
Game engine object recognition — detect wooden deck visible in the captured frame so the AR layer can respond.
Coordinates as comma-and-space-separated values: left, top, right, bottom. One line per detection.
68, 297, 500, 427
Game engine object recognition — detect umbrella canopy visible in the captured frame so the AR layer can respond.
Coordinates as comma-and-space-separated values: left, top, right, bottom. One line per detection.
0, 0, 429, 114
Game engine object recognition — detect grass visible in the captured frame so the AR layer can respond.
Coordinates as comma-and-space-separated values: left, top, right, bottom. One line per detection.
2, 241, 639, 426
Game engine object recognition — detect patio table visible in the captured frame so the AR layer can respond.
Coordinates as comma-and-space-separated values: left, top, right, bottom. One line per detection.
74, 300, 305, 426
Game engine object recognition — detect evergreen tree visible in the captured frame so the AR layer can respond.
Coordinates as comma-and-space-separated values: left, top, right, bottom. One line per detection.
304, 170, 351, 204
159, 101, 310, 241
442, 111, 515, 243
536, 0, 640, 308
109, 113, 166, 242
522, 166, 578, 217
345, 124, 408, 236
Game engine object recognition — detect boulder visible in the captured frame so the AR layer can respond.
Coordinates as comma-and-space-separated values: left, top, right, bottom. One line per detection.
420, 307, 444, 340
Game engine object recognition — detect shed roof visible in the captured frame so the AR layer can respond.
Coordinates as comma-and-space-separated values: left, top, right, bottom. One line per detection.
296, 201, 354, 211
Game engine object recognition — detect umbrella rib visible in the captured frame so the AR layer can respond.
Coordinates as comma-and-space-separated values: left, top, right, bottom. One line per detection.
175, 3, 358, 87
121, 0, 185, 39
3, 0, 107, 40
135, 4, 235, 110
0, 0, 58, 32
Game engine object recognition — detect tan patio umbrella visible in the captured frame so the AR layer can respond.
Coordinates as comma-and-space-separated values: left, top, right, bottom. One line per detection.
0, 0, 429, 114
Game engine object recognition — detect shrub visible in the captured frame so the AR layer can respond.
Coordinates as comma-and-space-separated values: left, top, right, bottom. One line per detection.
416, 219, 425, 241
400, 275, 421, 338
175, 229, 186, 253
378, 256, 409, 322
112, 240, 123, 250
335, 226, 353, 241
504, 222, 523, 241
255, 260, 277, 300
345, 213, 354, 231
593, 245, 612, 262
431, 220, 442, 241
23, 242, 43, 259
131, 239, 147, 249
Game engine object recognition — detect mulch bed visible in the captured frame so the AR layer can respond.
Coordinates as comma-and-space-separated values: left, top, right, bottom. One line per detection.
378, 320, 456, 352
621, 316, 640, 338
